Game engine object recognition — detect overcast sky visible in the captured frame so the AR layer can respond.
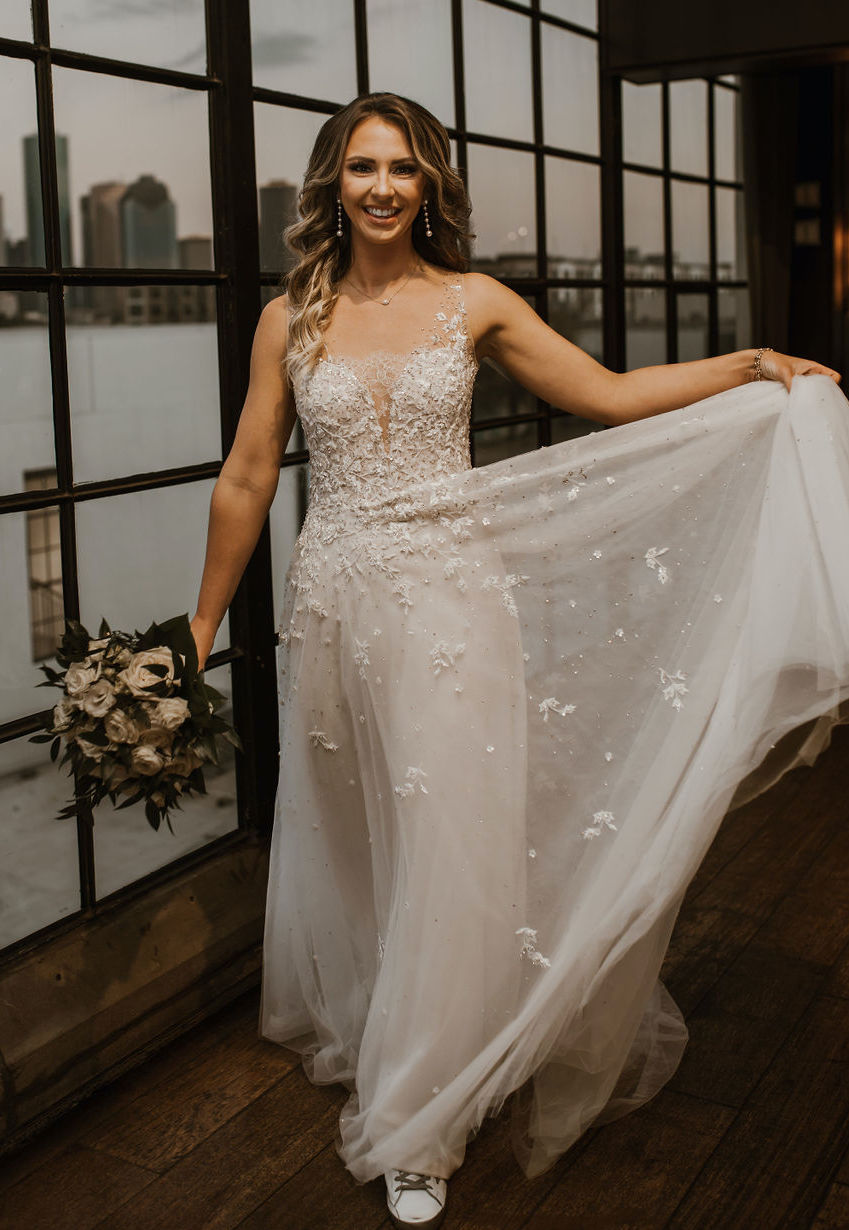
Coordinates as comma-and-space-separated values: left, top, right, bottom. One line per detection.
0, 0, 726, 266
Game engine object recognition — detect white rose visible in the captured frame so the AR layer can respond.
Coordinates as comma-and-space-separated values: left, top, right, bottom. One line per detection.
75, 735, 106, 762
82, 677, 117, 718
104, 708, 139, 744
65, 661, 100, 698
117, 648, 175, 698
138, 725, 174, 751
52, 697, 78, 732
168, 748, 205, 778
149, 697, 190, 731
130, 745, 165, 776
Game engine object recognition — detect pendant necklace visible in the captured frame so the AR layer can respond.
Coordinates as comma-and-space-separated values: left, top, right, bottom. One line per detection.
344, 264, 419, 307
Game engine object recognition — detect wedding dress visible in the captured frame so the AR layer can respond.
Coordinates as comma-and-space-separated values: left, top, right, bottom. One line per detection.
259, 273, 849, 1182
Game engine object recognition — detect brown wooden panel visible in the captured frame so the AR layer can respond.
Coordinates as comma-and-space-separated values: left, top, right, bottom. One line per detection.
239, 1143, 389, 1230
813, 1181, 849, 1227
0, 1142, 155, 1230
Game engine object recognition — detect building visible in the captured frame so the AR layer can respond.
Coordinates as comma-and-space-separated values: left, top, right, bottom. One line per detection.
23, 132, 72, 266
80, 180, 126, 320
177, 235, 216, 322
258, 178, 297, 271
120, 173, 178, 269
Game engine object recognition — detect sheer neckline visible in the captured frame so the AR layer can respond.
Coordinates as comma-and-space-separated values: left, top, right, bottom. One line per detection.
320, 274, 465, 365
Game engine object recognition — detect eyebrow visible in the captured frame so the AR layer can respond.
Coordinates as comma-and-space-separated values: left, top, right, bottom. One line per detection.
344, 154, 418, 163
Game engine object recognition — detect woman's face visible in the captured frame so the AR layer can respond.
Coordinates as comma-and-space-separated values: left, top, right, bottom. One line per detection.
338, 115, 427, 248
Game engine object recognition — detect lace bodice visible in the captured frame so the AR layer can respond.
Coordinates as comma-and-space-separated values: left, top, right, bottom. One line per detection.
291, 276, 478, 516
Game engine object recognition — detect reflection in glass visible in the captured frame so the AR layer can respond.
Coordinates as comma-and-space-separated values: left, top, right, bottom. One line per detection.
626, 286, 666, 368
677, 293, 709, 361
622, 82, 662, 168
52, 68, 213, 271
368, 0, 454, 128
472, 357, 537, 426
269, 461, 307, 627
624, 171, 665, 279
0, 508, 65, 724
671, 180, 709, 279
466, 145, 536, 275
250, 0, 357, 103
669, 80, 708, 178
255, 105, 326, 272
542, 0, 597, 29
541, 26, 599, 157
714, 85, 740, 182
66, 299, 219, 484
719, 286, 751, 352
0, 3, 31, 40
48, 0, 206, 73
94, 660, 239, 901
716, 186, 746, 280
75, 478, 231, 666
0, 301, 54, 497
463, 0, 533, 143
0, 735, 81, 950
472, 421, 539, 468
0, 57, 43, 267
548, 286, 603, 362
546, 158, 600, 277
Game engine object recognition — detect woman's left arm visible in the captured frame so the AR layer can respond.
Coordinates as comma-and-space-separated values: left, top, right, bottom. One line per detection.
465, 273, 841, 427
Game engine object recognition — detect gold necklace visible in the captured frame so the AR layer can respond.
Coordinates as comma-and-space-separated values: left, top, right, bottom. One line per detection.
344, 265, 419, 307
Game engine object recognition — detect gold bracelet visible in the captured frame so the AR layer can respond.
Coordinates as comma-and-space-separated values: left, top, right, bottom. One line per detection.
753, 346, 773, 381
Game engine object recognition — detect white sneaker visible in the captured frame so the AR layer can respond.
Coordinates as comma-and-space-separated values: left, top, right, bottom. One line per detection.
385, 1169, 448, 1229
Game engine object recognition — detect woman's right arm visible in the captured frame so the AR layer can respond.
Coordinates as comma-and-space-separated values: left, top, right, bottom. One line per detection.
190, 295, 296, 670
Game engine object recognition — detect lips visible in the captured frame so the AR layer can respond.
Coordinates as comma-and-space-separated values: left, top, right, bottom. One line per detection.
363, 206, 401, 219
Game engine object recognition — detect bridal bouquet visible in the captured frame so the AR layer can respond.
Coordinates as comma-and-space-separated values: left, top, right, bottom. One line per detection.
30, 613, 242, 832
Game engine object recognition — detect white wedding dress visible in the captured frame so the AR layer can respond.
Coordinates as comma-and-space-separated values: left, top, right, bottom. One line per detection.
259, 273, 849, 1181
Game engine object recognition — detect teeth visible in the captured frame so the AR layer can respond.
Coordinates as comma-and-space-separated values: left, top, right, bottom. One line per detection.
365, 207, 398, 217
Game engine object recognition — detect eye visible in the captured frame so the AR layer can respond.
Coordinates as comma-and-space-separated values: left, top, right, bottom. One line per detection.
394, 163, 418, 176
349, 160, 373, 173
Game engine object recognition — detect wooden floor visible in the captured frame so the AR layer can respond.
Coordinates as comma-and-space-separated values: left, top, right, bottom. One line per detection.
3, 726, 849, 1230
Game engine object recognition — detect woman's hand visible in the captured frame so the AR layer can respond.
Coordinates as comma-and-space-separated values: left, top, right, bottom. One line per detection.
757, 349, 842, 391
190, 614, 216, 673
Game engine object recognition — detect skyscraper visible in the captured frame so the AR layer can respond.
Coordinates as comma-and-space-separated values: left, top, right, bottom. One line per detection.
259, 179, 297, 271
23, 133, 72, 266
0, 194, 6, 266
120, 174, 178, 269
80, 180, 126, 318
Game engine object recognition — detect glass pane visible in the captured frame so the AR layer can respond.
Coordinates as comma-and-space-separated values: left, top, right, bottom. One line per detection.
52, 68, 213, 270
94, 660, 239, 901
0, 300, 54, 497
0, 3, 32, 40
0, 734, 81, 950
1, 57, 43, 266
368, 0, 454, 128
671, 180, 709, 279
250, 0, 357, 104
48, 0, 206, 73
669, 80, 708, 178
255, 105, 326, 273
626, 286, 666, 368
624, 171, 665, 279
75, 479, 231, 664
716, 186, 746, 280
269, 461, 307, 628
677, 292, 709, 361
714, 84, 740, 182
473, 421, 539, 467
472, 356, 537, 425
541, 26, 599, 157
467, 144, 536, 275
542, 0, 597, 29
550, 411, 602, 444
1, 504, 65, 722
622, 81, 662, 168
548, 286, 603, 362
719, 286, 750, 352
463, 0, 533, 143
546, 158, 600, 277
67, 299, 219, 484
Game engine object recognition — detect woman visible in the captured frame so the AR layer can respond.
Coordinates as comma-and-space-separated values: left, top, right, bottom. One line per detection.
190, 93, 848, 1229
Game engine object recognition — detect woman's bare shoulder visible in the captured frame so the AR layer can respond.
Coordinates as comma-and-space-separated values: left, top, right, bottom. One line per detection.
255, 292, 290, 359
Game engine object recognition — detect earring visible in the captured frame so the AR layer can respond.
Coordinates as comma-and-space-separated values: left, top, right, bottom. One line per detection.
336, 197, 343, 238
423, 199, 433, 238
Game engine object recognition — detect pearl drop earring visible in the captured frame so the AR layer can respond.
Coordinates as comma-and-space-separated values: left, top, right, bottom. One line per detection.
336, 197, 343, 238
423, 199, 432, 239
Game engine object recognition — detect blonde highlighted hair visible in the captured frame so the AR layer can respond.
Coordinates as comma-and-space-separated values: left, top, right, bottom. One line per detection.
282, 93, 474, 389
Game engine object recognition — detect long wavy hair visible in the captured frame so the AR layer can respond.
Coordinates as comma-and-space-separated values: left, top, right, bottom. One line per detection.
282, 93, 474, 388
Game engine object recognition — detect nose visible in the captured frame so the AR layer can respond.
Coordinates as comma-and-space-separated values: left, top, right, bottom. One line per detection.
372, 166, 393, 197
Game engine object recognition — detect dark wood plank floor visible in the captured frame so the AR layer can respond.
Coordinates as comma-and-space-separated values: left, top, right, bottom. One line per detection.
3, 725, 849, 1230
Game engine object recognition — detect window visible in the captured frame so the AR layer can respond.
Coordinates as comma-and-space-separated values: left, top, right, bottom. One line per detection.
0, 2, 748, 957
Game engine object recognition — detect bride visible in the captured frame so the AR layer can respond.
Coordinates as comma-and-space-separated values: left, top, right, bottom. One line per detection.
190, 92, 846, 1229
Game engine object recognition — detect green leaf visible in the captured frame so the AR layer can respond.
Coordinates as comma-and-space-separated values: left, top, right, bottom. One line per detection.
50, 737, 61, 762
29, 731, 56, 744
98, 617, 111, 637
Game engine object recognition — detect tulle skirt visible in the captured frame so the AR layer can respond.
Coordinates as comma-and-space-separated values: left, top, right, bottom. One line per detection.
259, 374, 849, 1181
